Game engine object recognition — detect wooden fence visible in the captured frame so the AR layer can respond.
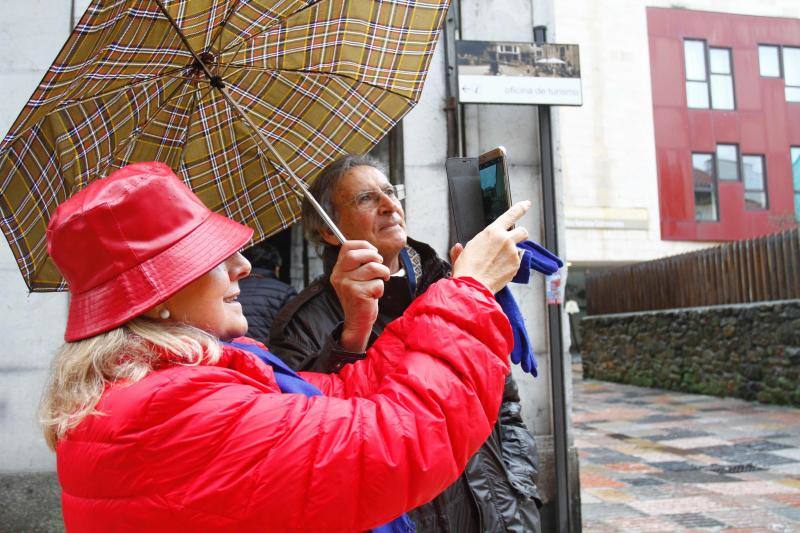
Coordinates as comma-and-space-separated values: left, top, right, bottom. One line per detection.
586, 228, 800, 315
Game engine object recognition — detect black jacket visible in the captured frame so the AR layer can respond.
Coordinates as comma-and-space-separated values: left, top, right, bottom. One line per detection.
238, 267, 297, 344
269, 239, 542, 533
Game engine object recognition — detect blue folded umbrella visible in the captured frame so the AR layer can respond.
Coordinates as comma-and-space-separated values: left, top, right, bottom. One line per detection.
495, 240, 563, 377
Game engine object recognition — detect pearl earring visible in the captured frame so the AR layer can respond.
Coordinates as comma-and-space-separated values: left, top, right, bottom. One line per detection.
159, 308, 171, 320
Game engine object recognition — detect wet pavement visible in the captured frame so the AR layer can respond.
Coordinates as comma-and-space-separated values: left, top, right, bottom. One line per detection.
573, 372, 800, 532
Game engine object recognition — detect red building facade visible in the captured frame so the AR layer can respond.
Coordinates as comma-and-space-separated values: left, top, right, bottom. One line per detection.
648, 8, 800, 241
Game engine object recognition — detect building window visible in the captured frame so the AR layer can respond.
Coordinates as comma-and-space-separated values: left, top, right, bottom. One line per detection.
685, 40, 710, 108
742, 155, 768, 210
791, 147, 800, 222
759, 45, 781, 77
716, 144, 739, 181
692, 153, 718, 221
784, 47, 800, 103
684, 40, 735, 109
758, 45, 800, 103
709, 48, 735, 109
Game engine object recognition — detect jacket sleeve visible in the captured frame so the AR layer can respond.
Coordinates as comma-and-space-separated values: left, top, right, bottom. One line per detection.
499, 373, 543, 505
268, 285, 361, 373
267, 304, 327, 371
146, 277, 512, 531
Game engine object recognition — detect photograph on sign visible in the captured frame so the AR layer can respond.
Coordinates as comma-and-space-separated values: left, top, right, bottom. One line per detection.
457, 41, 582, 106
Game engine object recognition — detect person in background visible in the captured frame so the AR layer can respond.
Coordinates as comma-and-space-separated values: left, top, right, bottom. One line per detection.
40, 161, 531, 531
239, 243, 297, 344
270, 154, 542, 533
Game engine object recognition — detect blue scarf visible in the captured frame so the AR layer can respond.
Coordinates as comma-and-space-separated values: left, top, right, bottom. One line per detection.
494, 240, 563, 377
223, 341, 416, 533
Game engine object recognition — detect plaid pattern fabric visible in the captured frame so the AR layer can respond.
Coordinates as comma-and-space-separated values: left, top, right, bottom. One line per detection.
0, 0, 449, 291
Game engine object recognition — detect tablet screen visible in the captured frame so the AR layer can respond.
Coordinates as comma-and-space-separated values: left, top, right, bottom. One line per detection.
479, 158, 510, 225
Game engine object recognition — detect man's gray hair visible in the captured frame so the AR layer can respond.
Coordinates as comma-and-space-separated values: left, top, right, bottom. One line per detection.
302, 154, 386, 244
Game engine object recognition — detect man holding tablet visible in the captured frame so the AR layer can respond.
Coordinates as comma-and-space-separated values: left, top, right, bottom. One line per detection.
269, 154, 542, 533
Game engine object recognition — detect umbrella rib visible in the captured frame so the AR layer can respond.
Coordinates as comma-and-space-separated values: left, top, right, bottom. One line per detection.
152, 0, 221, 87
0, 67, 192, 150
209, 0, 246, 53
57, 66, 192, 109
222, 97, 305, 200
220, 64, 416, 102
172, 83, 215, 165
218, 0, 323, 55
218, 40, 249, 80
91, 77, 196, 179
215, 85, 346, 243
151, 0, 346, 243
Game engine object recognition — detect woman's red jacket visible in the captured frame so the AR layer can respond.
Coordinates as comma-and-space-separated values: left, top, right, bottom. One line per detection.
56, 278, 512, 532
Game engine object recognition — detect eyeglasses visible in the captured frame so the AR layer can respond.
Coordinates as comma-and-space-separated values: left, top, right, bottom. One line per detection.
349, 184, 406, 211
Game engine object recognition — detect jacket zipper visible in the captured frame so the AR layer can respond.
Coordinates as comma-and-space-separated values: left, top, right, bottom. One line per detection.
463, 469, 484, 530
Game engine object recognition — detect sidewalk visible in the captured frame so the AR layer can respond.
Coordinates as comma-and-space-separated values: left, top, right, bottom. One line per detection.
573, 367, 800, 532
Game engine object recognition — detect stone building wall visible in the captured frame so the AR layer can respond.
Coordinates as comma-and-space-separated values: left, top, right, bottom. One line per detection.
581, 301, 800, 406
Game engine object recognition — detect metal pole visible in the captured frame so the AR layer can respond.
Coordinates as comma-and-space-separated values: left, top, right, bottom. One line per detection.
151, 0, 347, 244
541, 105, 570, 532
442, 0, 462, 158
535, 25, 572, 533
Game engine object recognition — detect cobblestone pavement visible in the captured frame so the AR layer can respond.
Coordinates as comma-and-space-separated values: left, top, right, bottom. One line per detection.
574, 376, 800, 532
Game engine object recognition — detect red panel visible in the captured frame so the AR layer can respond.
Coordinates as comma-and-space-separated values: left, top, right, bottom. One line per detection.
766, 155, 794, 214
789, 106, 800, 140
740, 113, 767, 152
734, 49, 762, 111
649, 36, 685, 107
688, 112, 715, 151
653, 108, 691, 148
712, 113, 740, 142
647, 7, 800, 241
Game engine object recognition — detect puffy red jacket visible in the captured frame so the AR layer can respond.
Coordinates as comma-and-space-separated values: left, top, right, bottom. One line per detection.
57, 278, 512, 532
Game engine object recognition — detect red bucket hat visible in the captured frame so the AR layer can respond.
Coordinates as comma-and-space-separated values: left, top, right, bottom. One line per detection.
47, 162, 253, 341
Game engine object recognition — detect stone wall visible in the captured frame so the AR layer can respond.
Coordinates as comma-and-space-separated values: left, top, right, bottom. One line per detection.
580, 300, 800, 406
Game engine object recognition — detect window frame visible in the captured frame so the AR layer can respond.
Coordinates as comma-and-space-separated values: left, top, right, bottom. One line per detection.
758, 44, 783, 78
758, 44, 800, 103
708, 46, 736, 110
782, 46, 800, 102
683, 39, 736, 110
684, 39, 710, 109
791, 147, 800, 222
715, 143, 741, 182
741, 154, 769, 211
691, 151, 720, 222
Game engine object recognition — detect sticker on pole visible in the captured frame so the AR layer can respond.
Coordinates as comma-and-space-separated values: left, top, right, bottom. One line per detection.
456, 41, 582, 106
546, 267, 567, 305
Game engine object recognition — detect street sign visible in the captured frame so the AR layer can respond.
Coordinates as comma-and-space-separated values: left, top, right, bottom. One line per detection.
456, 40, 582, 106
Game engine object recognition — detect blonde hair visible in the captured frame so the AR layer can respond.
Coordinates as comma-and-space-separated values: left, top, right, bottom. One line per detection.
39, 318, 221, 450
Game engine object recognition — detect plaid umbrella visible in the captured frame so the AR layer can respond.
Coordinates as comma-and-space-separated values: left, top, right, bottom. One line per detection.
0, 0, 449, 291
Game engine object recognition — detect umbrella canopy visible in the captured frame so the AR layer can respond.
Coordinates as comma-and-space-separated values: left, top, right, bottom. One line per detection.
0, 0, 449, 291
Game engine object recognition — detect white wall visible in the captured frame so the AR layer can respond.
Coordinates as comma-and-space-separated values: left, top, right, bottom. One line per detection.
0, 1, 89, 472
553, 0, 800, 266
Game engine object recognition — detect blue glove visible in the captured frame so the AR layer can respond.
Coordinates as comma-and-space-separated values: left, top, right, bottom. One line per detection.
512, 240, 563, 284
496, 286, 537, 376
496, 240, 563, 377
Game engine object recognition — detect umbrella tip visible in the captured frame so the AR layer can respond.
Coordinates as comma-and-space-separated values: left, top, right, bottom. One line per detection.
210, 76, 225, 89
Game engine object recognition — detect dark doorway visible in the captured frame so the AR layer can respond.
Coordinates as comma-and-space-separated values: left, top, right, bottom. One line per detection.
244, 226, 293, 285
